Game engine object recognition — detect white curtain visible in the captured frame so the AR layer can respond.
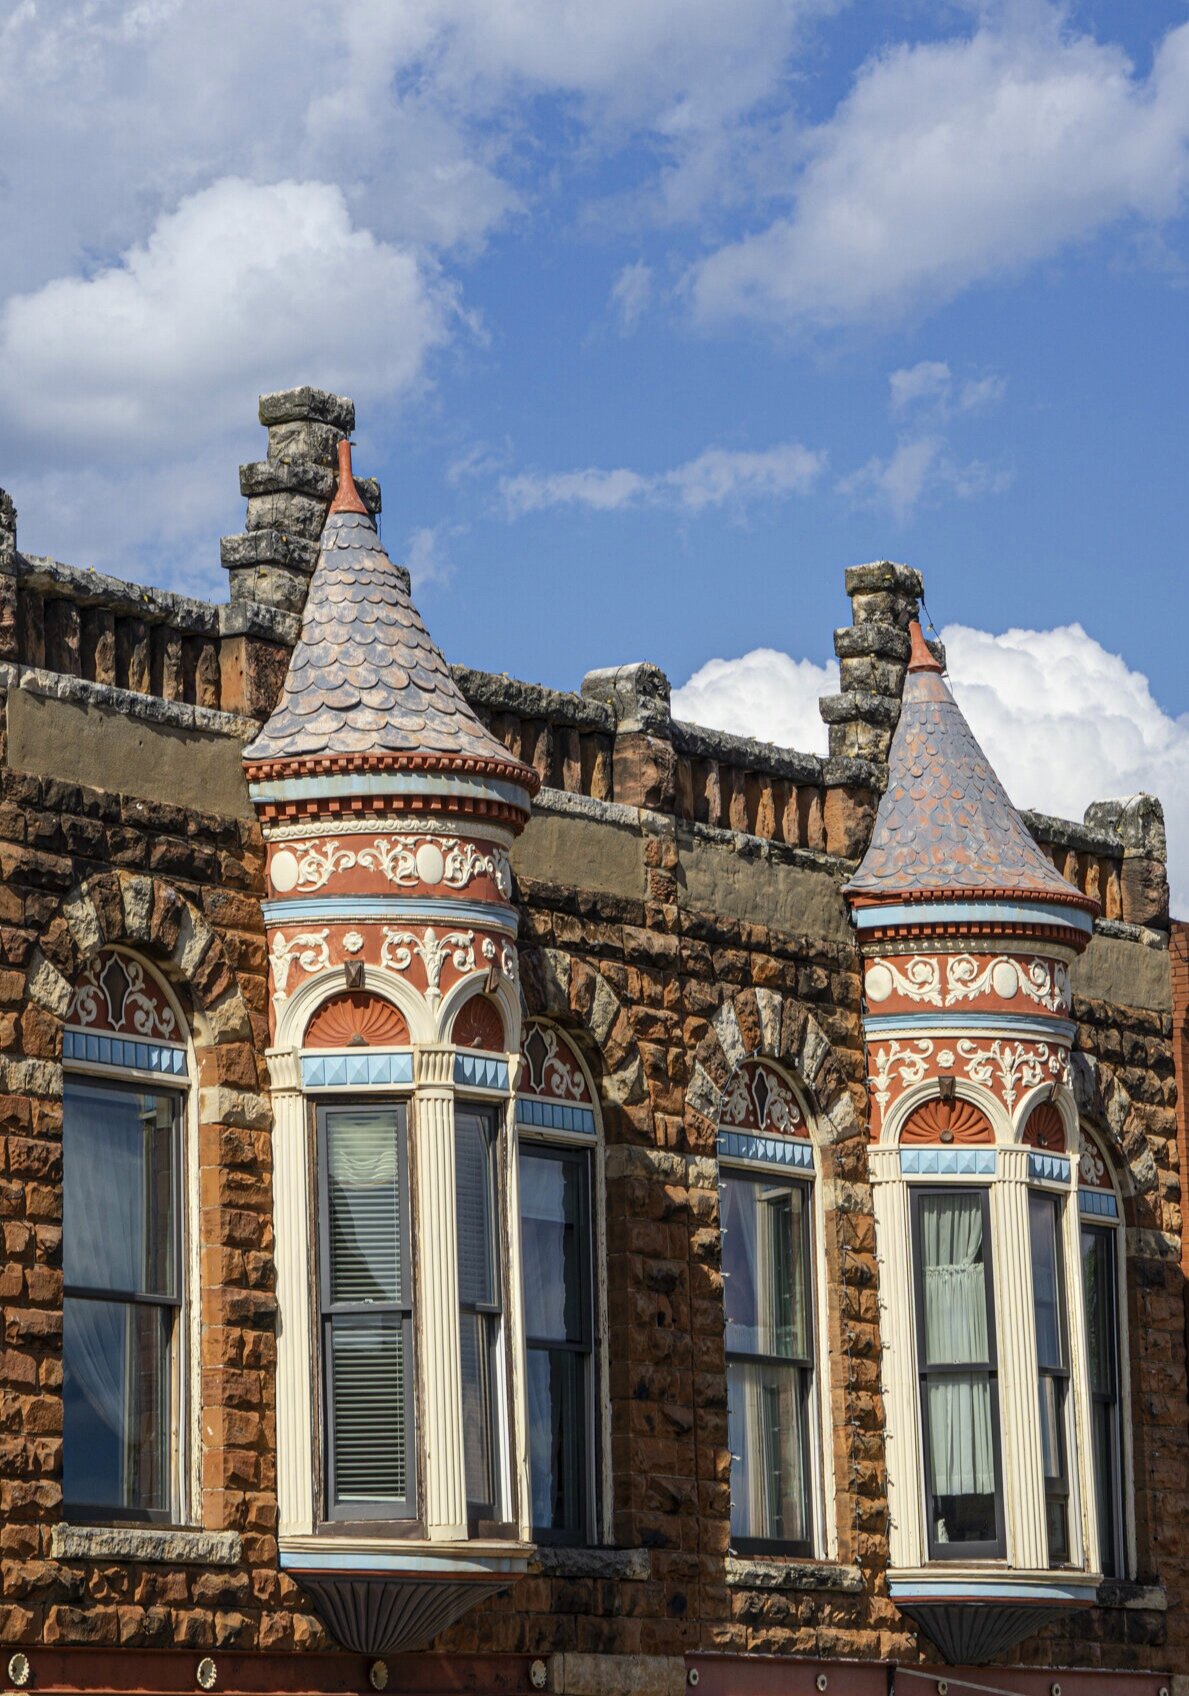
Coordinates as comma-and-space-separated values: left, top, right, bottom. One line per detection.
921, 1195, 995, 1505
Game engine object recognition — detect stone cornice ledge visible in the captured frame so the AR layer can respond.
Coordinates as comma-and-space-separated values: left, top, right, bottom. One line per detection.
531, 1546, 650, 1581
725, 1554, 863, 1592
52, 1523, 242, 1566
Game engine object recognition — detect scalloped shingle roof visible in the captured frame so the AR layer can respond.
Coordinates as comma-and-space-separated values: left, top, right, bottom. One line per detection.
243, 506, 519, 767
845, 644, 1091, 907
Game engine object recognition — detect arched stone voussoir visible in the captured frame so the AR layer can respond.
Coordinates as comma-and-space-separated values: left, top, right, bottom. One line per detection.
520, 946, 647, 1114
695, 987, 861, 1145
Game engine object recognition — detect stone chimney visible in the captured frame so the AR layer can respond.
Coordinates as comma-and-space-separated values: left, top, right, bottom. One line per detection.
220, 387, 381, 616
819, 561, 944, 765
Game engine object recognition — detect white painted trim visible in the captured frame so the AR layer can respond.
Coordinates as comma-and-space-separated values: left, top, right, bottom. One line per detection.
267, 1048, 315, 1537
880, 1073, 1010, 1147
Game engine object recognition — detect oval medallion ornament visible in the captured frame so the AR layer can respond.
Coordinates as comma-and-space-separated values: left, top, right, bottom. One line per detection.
990, 959, 1018, 1000
415, 841, 446, 886
865, 963, 894, 1004
270, 849, 300, 894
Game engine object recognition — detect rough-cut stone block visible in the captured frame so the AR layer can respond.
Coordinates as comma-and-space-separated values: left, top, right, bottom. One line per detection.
219, 531, 319, 573
257, 387, 354, 430
50, 1524, 242, 1567
844, 560, 924, 599
238, 461, 335, 502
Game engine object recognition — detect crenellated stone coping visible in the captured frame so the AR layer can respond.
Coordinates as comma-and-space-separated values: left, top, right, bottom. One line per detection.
51, 1524, 243, 1567
452, 664, 615, 734
16, 552, 220, 633
0, 662, 261, 741
671, 716, 881, 791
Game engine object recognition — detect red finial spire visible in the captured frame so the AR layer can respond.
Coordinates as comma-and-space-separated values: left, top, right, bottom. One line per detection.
330, 437, 368, 515
907, 618, 943, 674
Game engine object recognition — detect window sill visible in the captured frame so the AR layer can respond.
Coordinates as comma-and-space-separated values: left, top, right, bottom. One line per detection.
725, 1555, 863, 1593
52, 1524, 242, 1567
530, 1546, 651, 1581
1097, 1580, 1168, 1612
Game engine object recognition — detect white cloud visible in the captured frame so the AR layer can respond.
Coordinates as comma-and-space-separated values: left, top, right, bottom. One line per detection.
839, 436, 1012, 522
687, 10, 1189, 330
609, 261, 654, 331
0, 177, 454, 585
889, 360, 1006, 419
670, 622, 1189, 912
673, 648, 836, 754
501, 440, 824, 515
403, 522, 464, 589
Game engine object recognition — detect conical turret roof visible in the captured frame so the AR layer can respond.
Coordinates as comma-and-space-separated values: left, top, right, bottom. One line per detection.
244, 443, 533, 784
845, 623, 1095, 912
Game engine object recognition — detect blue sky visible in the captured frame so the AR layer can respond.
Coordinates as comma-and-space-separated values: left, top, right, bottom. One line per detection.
1, 0, 1187, 898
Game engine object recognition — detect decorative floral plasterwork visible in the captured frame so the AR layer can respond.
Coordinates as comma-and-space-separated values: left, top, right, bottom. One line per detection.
720, 1060, 805, 1136
342, 931, 365, 955
481, 936, 519, 982
272, 834, 512, 896
865, 953, 1072, 1013
869, 1039, 935, 1113
70, 951, 178, 1041
269, 930, 331, 1006
521, 1022, 592, 1103
381, 927, 476, 1005
955, 1038, 1067, 1110
1078, 1138, 1108, 1189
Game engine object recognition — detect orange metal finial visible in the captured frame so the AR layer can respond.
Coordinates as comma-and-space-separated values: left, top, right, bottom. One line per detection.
907, 619, 943, 674
330, 437, 368, 515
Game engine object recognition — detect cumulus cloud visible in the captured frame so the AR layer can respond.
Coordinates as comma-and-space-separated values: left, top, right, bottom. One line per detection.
0, 178, 454, 583
687, 10, 1189, 330
671, 622, 1189, 910
839, 436, 1013, 523
501, 441, 825, 516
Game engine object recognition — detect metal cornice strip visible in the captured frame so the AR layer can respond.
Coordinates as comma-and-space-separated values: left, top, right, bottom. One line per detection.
248, 770, 532, 811
262, 896, 518, 931
863, 1011, 1076, 1041
852, 900, 1093, 935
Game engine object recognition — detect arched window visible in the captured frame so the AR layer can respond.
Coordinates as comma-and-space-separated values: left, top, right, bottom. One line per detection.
517, 1021, 601, 1545
1076, 1122, 1126, 1578
717, 1059, 820, 1556
61, 949, 191, 1522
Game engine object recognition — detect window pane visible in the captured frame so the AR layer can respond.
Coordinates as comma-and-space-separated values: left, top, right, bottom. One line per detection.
527, 1345, 585, 1536
521, 1150, 585, 1343
926, 1373, 997, 1546
325, 1111, 402, 1307
1029, 1193, 1064, 1370
722, 1176, 808, 1360
63, 1296, 170, 1511
456, 1112, 496, 1308
919, 1194, 989, 1366
1092, 1399, 1119, 1579
1038, 1374, 1066, 1482
328, 1316, 407, 1503
63, 1081, 176, 1297
460, 1310, 496, 1510
727, 1359, 810, 1545
1081, 1227, 1115, 1396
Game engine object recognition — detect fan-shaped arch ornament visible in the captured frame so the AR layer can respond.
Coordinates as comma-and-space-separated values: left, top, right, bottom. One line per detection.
304, 992, 409, 1050
452, 995, 505, 1053
900, 1096, 993, 1146
1022, 1100, 1065, 1153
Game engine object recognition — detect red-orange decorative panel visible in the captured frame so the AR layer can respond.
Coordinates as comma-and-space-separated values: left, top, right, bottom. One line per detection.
304, 992, 409, 1049
1022, 1101, 1066, 1153
900, 1096, 993, 1145
452, 996, 505, 1053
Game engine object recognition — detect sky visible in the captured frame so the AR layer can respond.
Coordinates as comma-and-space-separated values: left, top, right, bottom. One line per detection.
1, 0, 1187, 903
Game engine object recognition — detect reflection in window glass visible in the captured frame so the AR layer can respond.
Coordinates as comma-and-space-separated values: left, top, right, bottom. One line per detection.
62, 1079, 180, 1517
721, 1172, 814, 1553
521, 1147, 594, 1541
1030, 1192, 1071, 1564
1082, 1222, 1122, 1577
456, 1108, 502, 1518
915, 1190, 1001, 1556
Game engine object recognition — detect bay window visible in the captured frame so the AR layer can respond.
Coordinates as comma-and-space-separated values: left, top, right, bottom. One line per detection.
912, 1188, 1004, 1559
317, 1104, 414, 1519
1030, 1191, 1072, 1565
721, 1168, 815, 1554
63, 1077, 182, 1520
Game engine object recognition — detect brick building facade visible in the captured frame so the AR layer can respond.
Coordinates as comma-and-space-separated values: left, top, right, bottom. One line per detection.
0, 389, 1184, 1696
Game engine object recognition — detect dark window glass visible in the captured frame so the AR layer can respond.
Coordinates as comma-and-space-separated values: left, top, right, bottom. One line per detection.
1082, 1222, 1122, 1577
318, 1106, 414, 1518
1030, 1192, 1071, 1564
62, 1078, 181, 1520
520, 1146, 595, 1542
456, 1107, 502, 1519
913, 1189, 1004, 1558
721, 1172, 814, 1554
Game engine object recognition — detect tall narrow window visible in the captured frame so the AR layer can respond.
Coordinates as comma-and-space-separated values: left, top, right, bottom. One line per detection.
518, 1020, 601, 1546
521, 1146, 595, 1542
1081, 1222, 1122, 1576
721, 1171, 814, 1553
1030, 1192, 1071, 1564
318, 1105, 414, 1519
913, 1188, 1004, 1558
456, 1106, 503, 1522
63, 1078, 181, 1520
